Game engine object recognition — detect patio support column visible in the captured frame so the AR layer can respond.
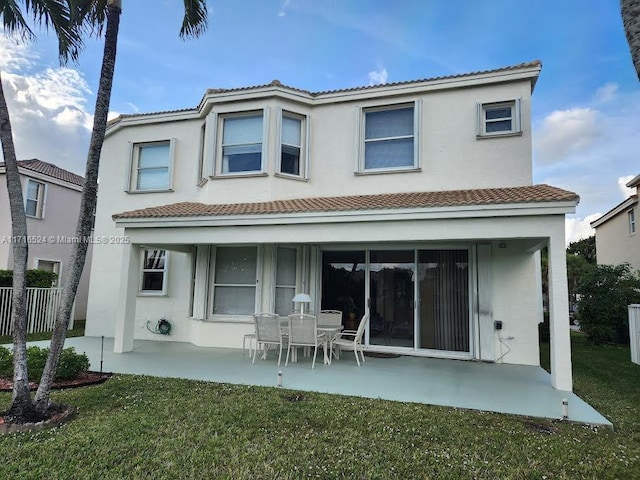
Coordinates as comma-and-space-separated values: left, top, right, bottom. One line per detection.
114, 243, 139, 353
547, 227, 572, 391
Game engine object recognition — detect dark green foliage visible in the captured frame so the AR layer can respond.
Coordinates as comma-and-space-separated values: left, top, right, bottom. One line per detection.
567, 235, 596, 264
0, 269, 58, 288
0, 346, 12, 377
538, 312, 550, 342
0, 346, 89, 382
56, 347, 90, 380
576, 263, 640, 344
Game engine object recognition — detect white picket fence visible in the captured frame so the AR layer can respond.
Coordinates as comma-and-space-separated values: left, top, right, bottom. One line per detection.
630, 304, 640, 366
0, 287, 75, 336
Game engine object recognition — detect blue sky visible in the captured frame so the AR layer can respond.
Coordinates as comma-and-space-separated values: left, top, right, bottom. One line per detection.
1, 0, 638, 242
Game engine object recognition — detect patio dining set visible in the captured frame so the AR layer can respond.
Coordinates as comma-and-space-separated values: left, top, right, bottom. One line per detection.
245, 310, 370, 369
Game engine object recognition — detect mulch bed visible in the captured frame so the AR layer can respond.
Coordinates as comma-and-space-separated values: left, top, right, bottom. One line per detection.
0, 371, 112, 392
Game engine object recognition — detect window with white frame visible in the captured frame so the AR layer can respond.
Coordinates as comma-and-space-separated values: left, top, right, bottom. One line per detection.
220, 113, 264, 174
25, 179, 46, 218
130, 141, 173, 191
362, 104, 416, 171
274, 247, 297, 315
279, 113, 305, 177
477, 100, 521, 136
140, 249, 168, 294
629, 209, 636, 235
36, 259, 61, 286
212, 246, 257, 315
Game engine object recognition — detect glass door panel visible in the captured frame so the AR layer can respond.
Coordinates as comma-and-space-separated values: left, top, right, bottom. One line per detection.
321, 251, 366, 330
418, 250, 470, 352
369, 250, 415, 348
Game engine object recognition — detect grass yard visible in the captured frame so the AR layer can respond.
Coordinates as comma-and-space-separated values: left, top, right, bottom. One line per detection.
0, 333, 638, 479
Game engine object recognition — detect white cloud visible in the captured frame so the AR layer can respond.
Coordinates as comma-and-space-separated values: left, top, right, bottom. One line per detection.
534, 108, 601, 165
0, 37, 93, 175
278, 0, 291, 17
594, 82, 618, 103
565, 213, 601, 245
368, 66, 388, 85
617, 175, 635, 197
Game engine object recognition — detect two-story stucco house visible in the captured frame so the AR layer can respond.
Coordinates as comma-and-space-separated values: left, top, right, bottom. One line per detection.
0, 159, 92, 320
86, 60, 577, 392
590, 174, 640, 272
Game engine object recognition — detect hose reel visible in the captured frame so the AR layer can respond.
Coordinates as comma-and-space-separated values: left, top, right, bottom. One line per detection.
146, 318, 172, 335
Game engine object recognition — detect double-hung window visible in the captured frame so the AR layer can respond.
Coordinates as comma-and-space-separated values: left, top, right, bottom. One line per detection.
25, 179, 46, 218
212, 246, 258, 315
362, 104, 417, 172
130, 140, 173, 191
140, 249, 168, 295
629, 209, 636, 235
477, 100, 522, 137
220, 113, 264, 174
274, 247, 297, 315
279, 113, 305, 177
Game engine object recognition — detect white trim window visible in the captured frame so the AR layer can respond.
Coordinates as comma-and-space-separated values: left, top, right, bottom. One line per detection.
278, 112, 307, 178
212, 246, 258, 315
477, 100, 522, 137
140, 249, 168, 295
629, 209, 636, 235
219, 112, 264, 174
274, 247, 297, 316
360, 103, 418, 172
35, 259, 61, 286
25, 179, 46, 218
130, 140, 174, 191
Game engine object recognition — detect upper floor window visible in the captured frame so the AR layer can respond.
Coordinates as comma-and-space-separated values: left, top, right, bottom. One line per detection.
279, 113, 305, 177
25, 179, 46, 218
212, 246, 258, 315
35, 259, 60, 286
629, 209, 636, 235
477, 100, 522, 137
220, 113, 264, 174
361, 104, 417, 172
140, 248, 168, 295
130, 140, 174, 192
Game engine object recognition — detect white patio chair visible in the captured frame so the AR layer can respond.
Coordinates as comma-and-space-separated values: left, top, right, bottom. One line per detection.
331, 313, 369, 366
318, 310, 342, 328
252, 313, 286, 366
286, 313, 327, 369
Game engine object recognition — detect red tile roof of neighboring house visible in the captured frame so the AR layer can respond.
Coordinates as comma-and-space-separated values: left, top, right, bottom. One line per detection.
0, 159, 84, 186
113, 184, 577, 220
110, 60, 542, 124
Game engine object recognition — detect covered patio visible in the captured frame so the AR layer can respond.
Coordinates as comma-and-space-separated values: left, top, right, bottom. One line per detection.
47, 336, 610, 426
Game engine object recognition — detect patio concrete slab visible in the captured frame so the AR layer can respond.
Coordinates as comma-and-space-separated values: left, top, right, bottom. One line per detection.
26, 336, 611, 426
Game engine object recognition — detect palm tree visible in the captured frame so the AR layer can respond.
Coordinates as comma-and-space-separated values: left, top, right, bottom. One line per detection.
1, 0, 86, 423
32, 0, 208, 416
622, 0, 640, 80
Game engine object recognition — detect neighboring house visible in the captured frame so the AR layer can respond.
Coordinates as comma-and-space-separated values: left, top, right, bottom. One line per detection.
0, 160, 92, 321
590, 174, 640, 272
86, 60, 577, 392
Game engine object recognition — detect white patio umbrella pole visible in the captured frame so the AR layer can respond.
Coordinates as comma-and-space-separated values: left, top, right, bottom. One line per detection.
292, 293, 311, 315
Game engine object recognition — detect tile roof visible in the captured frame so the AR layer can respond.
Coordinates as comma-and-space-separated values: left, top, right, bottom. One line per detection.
112, 60, 542, 123
113, 184, 578, 220
0, 159, 84, 186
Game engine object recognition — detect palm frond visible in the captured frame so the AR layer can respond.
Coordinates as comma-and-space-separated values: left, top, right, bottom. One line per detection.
0, 0, 36, 41
180, 0, 208, 39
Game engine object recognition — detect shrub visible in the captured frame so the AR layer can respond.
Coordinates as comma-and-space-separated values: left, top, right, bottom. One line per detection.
56, 347, 90, 380
0, 269, 58, 288
26, 346, 49, 381
576, 263, 640, 344
0, 346, 12, 377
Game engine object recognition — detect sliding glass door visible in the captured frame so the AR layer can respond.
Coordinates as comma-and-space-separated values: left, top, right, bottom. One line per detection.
321, 248, 471, 355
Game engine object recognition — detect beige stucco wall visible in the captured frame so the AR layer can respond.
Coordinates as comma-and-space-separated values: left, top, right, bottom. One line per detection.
0, 173, 92, 320
595, 203, 640, 272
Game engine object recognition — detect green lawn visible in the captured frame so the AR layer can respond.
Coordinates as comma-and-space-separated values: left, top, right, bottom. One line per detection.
0, 334, 638, 479
0, 321, 85, 345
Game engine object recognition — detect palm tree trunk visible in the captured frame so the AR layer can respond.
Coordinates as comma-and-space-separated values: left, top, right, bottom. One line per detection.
0, 71, 36, 421
34, 1, 122, 414
622, 0, 640, 80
